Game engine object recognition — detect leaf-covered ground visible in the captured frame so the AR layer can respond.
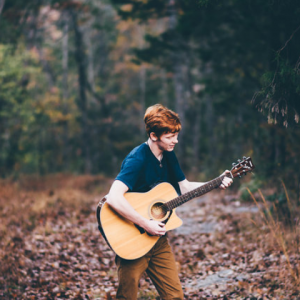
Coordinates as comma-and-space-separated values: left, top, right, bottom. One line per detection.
0, 175, 299, 299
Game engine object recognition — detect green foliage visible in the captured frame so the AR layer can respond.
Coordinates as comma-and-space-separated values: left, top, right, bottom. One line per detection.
0, 45, 40, 174
253, 57, 300, 127
239, 177, 263, 202
198, 0, 210, 6
0, 43, 81, 174
0, 0, 299, 197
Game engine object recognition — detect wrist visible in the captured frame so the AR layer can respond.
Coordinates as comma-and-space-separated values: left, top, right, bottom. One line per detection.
138, 218, 150, 229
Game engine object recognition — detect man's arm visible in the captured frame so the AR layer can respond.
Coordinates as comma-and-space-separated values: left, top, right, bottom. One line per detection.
106, 180, 166, 236
178, 170, 233, 194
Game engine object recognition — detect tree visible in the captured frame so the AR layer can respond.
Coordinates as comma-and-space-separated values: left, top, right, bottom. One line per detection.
110, 0, 300, 183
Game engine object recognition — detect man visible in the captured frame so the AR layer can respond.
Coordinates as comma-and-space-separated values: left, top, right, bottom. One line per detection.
106, 104, 232, 299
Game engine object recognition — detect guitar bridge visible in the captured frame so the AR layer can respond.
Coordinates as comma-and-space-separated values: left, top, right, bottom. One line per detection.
133, 210, 173, 236
134, 224, 146, 234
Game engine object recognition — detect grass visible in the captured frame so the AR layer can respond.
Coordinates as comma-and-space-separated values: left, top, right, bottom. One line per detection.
247, 182, 300, 292
1, 174, 300, 299
0, 173, 111, 234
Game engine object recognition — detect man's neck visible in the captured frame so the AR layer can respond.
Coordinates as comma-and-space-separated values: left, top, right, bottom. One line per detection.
147, 138, 163, 160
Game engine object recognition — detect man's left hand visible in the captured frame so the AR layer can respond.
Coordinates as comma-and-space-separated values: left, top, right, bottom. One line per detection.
219, 170, 233, 189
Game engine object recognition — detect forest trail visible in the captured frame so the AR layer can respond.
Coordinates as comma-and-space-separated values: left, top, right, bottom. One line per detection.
0, 177, 298, 299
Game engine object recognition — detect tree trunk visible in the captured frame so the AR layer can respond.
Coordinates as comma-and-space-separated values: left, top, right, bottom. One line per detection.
168, 0, 187, 160
85, 19, 96, 104
137, 24, 146, 139
186, 53, 201, 173
62, 10, 70, 170
36, 47, 55, 88
71, 9, 91, 173
279, 129, 286, 169
267, 14, 282, 174
205, 94, 216, 161
192, 103, 201, 172
160, 69, 169, 107
139, 65, 146, 139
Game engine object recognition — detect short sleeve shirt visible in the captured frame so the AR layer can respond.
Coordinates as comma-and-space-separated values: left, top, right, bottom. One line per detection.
115, 143, 185, 195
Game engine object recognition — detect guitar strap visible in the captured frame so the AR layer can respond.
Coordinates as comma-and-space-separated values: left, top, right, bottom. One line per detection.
165, 154, 181, 195
96, 196, 107, 234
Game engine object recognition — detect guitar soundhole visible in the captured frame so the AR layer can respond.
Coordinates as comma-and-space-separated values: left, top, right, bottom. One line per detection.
150, 202, 167, 220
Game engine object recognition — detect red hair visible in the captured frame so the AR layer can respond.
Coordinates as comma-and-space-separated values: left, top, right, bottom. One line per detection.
144, 104, 181, 138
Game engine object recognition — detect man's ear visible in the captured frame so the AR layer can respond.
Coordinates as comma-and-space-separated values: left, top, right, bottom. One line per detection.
150, 132, 158, 142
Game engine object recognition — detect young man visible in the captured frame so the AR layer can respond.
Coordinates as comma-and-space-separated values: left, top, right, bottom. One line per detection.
106, 104, 232, 299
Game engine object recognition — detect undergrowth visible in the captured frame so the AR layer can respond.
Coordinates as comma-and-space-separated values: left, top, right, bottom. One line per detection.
247, 181, 300, 292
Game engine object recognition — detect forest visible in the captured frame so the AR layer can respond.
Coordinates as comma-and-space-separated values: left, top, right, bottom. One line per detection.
1, 0, 300, 299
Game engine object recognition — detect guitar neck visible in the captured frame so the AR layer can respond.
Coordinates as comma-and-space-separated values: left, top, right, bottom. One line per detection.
162, 174, 230, 211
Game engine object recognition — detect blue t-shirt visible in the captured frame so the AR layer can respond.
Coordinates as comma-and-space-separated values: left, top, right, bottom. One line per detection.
116, 143, 185, 195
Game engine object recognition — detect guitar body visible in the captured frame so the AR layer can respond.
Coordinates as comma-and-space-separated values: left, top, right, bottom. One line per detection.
99, 182, 182, 260
97, 156, 254, 260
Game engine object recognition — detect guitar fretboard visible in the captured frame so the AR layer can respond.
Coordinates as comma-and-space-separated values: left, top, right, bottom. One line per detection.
161, 175, 227, 212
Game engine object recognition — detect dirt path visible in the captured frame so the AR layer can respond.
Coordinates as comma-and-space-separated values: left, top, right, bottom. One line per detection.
0, 179, 298, 299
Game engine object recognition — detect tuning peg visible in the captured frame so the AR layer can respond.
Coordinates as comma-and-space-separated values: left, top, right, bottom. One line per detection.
243, 156, 247, 160
237, 159, 241, 163
232, 163, 236, 167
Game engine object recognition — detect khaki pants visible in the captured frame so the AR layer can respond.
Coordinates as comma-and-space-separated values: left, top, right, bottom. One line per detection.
115, 236, 183, 300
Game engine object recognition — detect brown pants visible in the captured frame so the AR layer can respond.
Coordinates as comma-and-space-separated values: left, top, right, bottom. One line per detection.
115, 236, 183, 300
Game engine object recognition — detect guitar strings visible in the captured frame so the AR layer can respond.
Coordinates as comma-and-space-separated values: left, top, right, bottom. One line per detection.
162, 176, 224, 212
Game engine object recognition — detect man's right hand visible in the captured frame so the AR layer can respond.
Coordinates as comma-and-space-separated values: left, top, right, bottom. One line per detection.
142, 219, 166, 236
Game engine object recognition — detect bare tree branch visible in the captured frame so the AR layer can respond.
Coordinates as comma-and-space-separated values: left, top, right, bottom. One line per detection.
278, 24, 300, 54
0, 0, 5, 16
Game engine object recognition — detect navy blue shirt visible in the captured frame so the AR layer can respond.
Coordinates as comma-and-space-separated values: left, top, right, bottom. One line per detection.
116, 143, 185, 195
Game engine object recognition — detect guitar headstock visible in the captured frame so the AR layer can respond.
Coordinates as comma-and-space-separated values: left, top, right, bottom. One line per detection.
230, 156, 255, 178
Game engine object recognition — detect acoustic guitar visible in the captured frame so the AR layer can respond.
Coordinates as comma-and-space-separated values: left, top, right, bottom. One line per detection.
96, 157, 254, 260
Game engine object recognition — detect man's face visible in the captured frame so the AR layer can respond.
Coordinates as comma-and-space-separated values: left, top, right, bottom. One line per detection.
157, 132, 179, 152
